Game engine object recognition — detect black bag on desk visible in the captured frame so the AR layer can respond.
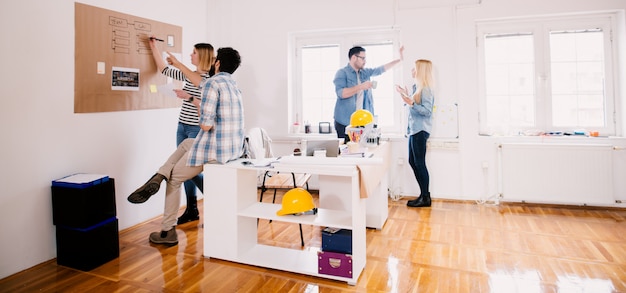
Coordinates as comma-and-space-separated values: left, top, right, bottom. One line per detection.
321, 228, 352, 255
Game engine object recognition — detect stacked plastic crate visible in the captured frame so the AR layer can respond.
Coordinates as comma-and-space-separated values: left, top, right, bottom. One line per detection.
51, 174, 119, 271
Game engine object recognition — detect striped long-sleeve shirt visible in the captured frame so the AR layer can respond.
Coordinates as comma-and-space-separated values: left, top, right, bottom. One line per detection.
161, 66, 210, 125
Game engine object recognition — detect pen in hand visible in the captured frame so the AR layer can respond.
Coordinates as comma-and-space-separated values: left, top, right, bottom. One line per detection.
149, 37, 164, 42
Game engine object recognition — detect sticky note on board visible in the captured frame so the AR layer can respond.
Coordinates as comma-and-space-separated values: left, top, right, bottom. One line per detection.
149, 84, 157, 93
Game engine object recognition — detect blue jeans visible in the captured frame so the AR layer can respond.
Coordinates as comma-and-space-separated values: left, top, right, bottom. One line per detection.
334, 121, 349, 144
177, 123, 204, 198
408, 131, 429, 197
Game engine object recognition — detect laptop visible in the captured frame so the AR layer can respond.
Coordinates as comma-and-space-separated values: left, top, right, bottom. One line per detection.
303, 139, 341, 157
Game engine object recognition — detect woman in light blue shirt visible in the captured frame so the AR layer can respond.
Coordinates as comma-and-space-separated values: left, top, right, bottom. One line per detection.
395, 59, 435, 207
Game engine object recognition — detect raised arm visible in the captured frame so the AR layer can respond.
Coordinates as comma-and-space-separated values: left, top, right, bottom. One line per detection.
383, 45, 405, 71
148, 36, 167, 73
165, 52, 204, 87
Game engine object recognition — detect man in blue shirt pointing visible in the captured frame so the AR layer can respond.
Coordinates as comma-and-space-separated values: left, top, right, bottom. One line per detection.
333, 45, 404, 142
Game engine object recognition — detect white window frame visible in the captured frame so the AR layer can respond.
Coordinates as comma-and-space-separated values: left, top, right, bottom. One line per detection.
288, 28, 403, 135
477, 12, 618, 136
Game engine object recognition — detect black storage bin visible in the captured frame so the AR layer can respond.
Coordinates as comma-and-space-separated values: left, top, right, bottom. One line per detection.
51, 175, 119, 271
321, 228, 352, 254
56, 217, 120, 271
51, 178, 116, 228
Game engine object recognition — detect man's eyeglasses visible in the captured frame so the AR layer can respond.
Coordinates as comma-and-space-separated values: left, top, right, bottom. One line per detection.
354, 55, 366, 61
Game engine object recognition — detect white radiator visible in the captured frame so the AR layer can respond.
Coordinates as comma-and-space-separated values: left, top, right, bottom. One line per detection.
498, 143, 615, 205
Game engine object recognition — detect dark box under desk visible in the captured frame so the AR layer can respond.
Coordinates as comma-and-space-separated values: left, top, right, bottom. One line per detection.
55, 217, 120, 271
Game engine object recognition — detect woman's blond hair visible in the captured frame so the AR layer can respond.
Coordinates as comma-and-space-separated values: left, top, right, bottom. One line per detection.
413, 59, 433, 104
195, 43, 215, 73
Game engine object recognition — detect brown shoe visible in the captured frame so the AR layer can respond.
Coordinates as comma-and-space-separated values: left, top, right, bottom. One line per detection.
127, 173, 166, 204
149, 228, 178, 246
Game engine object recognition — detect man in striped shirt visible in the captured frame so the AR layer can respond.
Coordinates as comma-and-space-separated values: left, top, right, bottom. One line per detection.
127, 47, 244, 246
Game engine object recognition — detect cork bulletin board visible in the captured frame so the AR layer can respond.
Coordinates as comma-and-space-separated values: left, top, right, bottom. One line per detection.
74, 3, 183, 113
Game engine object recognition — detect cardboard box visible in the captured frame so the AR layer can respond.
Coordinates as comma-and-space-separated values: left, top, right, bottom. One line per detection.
56, 217, 119, 271
321, 228, 352, 254
318, 250, 352, 278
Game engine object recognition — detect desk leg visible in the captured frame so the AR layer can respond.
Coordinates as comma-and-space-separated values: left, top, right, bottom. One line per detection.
203, 167, 257, 260
365, 175, 389, 230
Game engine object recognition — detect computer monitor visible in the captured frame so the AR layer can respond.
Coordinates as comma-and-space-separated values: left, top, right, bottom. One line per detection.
303, 139, 341, 157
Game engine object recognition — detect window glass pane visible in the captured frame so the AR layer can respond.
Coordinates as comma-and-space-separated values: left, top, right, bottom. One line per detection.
301, 45, 340, 126
300, 42, 396, 129
484, 33, 535, 132
361, 43, 394, 126
550, 29, 605, 127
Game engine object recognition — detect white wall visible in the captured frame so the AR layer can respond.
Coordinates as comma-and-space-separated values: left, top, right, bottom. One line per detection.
1, 0, 625, 280
0, 0, 210, 279
228, 0, 626, 202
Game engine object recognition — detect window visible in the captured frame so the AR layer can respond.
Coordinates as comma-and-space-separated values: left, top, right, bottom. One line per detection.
290, 29, 402, 134
477, 13, 617, 136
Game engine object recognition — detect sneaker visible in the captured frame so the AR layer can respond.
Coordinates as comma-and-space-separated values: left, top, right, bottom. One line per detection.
128, 173, 166, 204
149, 228, 178, 246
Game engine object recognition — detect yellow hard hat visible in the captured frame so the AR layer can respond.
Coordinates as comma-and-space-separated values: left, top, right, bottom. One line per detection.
276, 188, 316, 216
350, 109, 374, 127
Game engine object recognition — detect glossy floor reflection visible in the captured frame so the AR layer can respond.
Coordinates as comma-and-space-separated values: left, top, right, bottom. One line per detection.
1, 193, 625, 292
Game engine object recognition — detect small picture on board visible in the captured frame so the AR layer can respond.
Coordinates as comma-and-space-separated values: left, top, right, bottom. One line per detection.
111, 66, 140, 91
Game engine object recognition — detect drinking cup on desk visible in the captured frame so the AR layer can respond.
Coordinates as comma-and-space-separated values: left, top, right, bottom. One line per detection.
347, 141, 359, 153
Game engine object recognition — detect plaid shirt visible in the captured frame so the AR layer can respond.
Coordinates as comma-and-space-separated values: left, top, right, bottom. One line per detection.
187, 72, 245, 166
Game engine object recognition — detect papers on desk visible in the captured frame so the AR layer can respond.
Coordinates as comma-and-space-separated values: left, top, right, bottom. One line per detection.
338, 144, 372, 158
252, 158, 277, 167
340, 152, 370, 158
279, 154, 379, 165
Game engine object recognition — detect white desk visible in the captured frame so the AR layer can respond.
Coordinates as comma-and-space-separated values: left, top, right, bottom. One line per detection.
202, 142, 389, 284
278, 141, 390, 230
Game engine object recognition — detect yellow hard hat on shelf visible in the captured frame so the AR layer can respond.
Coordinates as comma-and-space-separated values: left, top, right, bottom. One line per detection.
276, 188, 316, 216
350, 109, 374, 127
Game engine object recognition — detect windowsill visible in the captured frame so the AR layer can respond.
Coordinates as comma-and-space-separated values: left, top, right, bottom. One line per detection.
275, 132, 625, 144
482, 134, 626, 144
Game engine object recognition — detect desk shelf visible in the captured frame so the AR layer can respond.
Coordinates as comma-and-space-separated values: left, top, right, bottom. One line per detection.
203, 143, 390, 285
203, 161, 366, 285
237, 244, 354, 283
238, 202, 353, 229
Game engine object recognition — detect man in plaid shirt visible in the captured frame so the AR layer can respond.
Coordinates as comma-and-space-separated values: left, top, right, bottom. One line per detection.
127, 47, 244, 246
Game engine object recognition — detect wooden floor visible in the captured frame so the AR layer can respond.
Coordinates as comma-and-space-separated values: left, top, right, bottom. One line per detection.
2, 191, 626, 292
